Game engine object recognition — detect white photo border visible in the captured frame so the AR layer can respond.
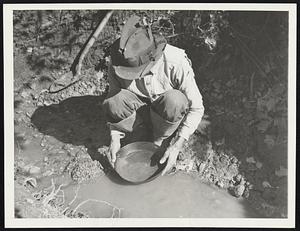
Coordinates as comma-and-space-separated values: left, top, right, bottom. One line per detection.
4, 3, 297, 228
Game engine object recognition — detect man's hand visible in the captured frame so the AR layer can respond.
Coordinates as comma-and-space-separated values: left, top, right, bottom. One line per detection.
160, 136, 186, 176
107, 135, 121, 167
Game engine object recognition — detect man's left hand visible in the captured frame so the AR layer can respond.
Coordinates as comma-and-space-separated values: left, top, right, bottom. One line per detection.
160, 136, 186, 176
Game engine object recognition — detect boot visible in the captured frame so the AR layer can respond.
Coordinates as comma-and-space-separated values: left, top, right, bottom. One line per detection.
108, 111, 144, 133
150, 108, 182, 146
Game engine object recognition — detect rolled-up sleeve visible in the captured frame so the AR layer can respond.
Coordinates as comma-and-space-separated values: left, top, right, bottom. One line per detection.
106, 58, 126, 138
171, 55, 205, 140
107, 59, 121, 98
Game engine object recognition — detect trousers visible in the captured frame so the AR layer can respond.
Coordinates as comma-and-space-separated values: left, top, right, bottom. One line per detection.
103, 89, 189, 141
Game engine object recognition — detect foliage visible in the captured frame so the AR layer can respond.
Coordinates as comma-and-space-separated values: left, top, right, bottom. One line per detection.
13, 10, 288, 218
13, 9, 288, 160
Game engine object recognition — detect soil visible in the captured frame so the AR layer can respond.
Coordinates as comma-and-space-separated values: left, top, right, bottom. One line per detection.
12, 10, 288, 218
13, 48, 287, 219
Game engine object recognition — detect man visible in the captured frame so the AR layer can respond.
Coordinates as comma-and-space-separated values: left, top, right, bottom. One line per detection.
103, 15, 204, 175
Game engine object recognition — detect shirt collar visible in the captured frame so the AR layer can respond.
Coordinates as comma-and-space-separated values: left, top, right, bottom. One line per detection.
148, 53, 164, 75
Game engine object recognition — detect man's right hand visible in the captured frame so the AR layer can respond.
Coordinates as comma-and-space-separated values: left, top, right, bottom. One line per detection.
107, 135, 121, 167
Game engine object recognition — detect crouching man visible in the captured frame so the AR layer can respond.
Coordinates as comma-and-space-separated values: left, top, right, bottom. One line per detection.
102, 15, 204, 175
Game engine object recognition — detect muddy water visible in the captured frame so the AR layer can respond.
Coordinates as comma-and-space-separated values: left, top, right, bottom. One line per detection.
62, 172, 259, 218
15, 125, 259, 218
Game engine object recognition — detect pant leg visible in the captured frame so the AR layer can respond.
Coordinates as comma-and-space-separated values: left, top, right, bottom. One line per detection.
150, 89, 189, 141
103, 89, 146, 132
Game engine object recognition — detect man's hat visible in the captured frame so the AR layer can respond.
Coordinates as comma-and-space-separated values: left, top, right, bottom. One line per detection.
110, 15, 167, 80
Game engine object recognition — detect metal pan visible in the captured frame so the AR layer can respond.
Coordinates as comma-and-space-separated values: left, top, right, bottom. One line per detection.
114, 141, 166, 185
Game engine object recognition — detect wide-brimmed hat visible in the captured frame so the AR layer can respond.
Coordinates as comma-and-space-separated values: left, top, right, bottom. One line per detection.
110, 15, 167, 80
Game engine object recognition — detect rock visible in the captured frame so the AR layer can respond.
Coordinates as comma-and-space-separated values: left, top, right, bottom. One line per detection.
246, 156, 256, 164
216, 180, 224, 188
242, 186, 250, 198
23, 177, 37, 188
32, 94, 38, 100
275, 166, 287, 177
262, 181, 272, 188
29, 82, 37, 90
42, 170, 53, 177
198, 162, 206, 173
43, 156, 49, 162
37, 101, 43, 106
96, 71, 103, 79
58, 150, 66, 155
256, 161, 263, 169
25, 198, 34, 204
43, 100, 51, 106
219, 155, 229, 167
21, 90, 30, 98
29, 166, 41, 175
235, 174, 242, 184
26, 47, 33, 53
23, 165, 31, 172
231, 183, 245, 198
230, 156, 238, 164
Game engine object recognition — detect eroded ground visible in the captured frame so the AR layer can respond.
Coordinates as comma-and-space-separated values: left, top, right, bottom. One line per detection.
13, 52, 287, 218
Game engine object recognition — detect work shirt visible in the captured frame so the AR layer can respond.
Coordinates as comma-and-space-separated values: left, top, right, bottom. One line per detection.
107, 44, 205, 140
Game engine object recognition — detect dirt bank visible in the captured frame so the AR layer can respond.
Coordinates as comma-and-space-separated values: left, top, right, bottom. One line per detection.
13, 10, 288, 218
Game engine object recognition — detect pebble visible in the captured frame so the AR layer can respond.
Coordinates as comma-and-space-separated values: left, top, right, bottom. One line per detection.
216, 180, 224, 188
43, 101, 51, 106
242, 187, 250, 198
26, 47, 33, 53
31, 94, 38, 100
275, 166, 288, 177
256, 161, 263, 169
43, 156, 49, 162
262, 181, 272, 188
246, 156, 256, 164
42, 170, 53, 177
23, 139, 32, 146
96, 71, 103, 79
25, 198, 34, 204
24, 177, 37, 188
21, 90, 30, 98
232, 183, 245, 198
29, 82, 37, 90
29, 166, 41, 175
235, 174, 242, 183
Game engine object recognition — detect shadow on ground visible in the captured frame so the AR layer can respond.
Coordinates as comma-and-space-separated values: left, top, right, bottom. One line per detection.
30, 95, 153, 184
31, 95, 110, 147
31, 95, 113, 167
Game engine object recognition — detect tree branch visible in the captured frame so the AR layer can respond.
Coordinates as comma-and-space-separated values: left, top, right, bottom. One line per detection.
71, 10, 113, 76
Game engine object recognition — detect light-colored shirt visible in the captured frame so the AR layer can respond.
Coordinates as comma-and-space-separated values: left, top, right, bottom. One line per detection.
107, 44, 205, 140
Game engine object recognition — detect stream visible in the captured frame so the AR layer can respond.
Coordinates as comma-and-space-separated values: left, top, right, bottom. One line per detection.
64, 172, 260, 218
15, 124, 261, 218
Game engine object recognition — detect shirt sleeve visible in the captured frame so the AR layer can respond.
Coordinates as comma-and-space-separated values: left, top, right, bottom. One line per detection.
106, 58, 126, 139
171, 54, 205, 140
107, 59, 121, 98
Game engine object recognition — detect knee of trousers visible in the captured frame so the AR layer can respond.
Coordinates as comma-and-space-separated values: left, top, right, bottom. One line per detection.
103, 90, 137, 122
152, 89, 189, 123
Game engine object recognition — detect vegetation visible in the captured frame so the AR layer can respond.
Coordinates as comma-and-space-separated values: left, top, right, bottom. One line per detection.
13, 10, 288, 218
